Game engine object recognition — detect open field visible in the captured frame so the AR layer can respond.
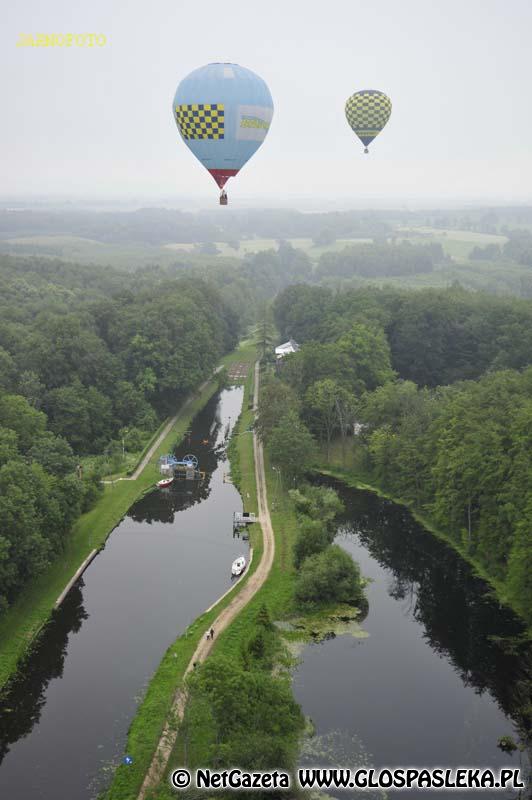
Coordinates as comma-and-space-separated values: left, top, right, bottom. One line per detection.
0, 228, 514, 269
3, 230, 529, 299
165, 236, 374, 259
0, 235, 187, 270
0, 233, 373, 266
396, 226, 508, 260
356, 258, 532, 296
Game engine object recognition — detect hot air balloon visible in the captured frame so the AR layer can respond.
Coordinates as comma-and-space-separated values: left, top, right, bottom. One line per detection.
172, 63, 274, 205
345, 90, 392, 153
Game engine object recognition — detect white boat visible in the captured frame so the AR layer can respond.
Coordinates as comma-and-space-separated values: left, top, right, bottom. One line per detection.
157, 477, 174, 488
231, 556, 246, 577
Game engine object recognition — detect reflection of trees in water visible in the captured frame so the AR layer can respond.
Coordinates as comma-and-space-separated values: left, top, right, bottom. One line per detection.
129, 392, 229, 525
129, 474, 216, 524
0, 389, 243, 776
321, 478, 532, 752
0, 583, 88, 764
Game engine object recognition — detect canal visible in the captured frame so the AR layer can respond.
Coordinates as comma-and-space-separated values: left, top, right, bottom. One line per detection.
0, 386, 246, 800
294, 479, 531, 799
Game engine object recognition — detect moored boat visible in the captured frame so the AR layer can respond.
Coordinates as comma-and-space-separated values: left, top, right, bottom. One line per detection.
157, 477, 174, 488
231, 556, 246, 576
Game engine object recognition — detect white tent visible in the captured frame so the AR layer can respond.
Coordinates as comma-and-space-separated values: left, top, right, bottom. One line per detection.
274, 339, 300, 360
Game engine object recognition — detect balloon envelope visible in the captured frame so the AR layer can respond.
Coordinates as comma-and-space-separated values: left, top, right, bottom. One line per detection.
345, 90, 392, 150
173, 63, 274, 189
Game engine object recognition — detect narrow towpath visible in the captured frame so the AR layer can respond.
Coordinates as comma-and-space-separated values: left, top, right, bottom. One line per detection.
138, 361, 275, 799
103, 367, 223, 484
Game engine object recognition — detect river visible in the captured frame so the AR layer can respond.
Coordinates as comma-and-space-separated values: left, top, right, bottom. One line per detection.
294, 478, 531, 800
0, 386, 247, 800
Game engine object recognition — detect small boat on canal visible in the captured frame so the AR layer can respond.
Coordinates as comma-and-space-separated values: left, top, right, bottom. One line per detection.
231, 556, 246, 577
157, 477, 174, 489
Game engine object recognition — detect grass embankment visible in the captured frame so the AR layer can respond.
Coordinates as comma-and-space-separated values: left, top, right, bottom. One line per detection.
144, 368, 302, 800
82, 417, 170, 481
0, 343, 254, 692
103, 346, 259, 800
320, 443, 530, 633
193, 389, 298, 663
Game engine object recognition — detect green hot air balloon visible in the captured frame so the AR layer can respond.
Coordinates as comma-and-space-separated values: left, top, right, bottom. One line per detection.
345, 90, 392, 153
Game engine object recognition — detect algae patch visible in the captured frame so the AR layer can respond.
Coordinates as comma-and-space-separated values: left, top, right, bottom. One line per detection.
278, 604, 369, 656
299, 729, 386, 800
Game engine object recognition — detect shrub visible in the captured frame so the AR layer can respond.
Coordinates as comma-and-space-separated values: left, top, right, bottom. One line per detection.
294, 545, 365, 609
293, 518, 331, 569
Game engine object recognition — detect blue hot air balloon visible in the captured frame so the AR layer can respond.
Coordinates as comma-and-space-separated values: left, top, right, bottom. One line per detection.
172, 63, 274, 204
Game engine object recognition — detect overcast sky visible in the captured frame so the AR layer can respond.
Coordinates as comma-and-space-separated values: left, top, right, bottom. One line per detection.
2, 0, 532, 207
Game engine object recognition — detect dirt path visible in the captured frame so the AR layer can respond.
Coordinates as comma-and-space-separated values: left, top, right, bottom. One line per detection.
138, 361, 275, 799
103, 367, 223, 485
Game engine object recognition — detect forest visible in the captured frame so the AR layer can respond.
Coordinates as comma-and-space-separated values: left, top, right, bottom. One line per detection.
265, 282, 532, 624
0, 239, 332, 617
3, 210, 532, 627
0, 254, 239, 614
2, 208, 532, 800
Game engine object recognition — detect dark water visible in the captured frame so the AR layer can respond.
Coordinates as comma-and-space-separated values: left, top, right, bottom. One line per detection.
293, 479, 532, 799
0, 387, 247, 800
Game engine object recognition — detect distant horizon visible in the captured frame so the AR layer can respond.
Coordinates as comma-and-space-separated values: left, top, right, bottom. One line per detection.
2, 194, 532, 215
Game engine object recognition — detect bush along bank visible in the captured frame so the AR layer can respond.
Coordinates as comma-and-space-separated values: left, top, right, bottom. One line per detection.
0, 354, 244, 693
148, 480, 367, 800
320, 457, 532, 635
103, 347, 259, 800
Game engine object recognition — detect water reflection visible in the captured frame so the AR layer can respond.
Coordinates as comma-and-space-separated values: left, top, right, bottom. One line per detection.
335, 485, 532, 745
293, 479, 531, 798
0, 387, 245, 800
0, 584, 88, 764
130, 395, 230, 523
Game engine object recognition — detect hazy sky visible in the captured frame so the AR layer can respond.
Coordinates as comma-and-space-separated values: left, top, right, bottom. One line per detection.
2, 0, 532, 206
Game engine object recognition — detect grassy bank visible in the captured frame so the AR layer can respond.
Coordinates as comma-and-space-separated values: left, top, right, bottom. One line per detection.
129, 366, 376, 800
104, 564, 262, 800
102, 346, 258, 800
0, 344, 254, 692
318, 460, 530, 633
144, 367, 302, 800
82, 416, 170, 481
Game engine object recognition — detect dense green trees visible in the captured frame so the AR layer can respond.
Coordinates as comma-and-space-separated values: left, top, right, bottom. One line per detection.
281, 324, 393, 398
290, 483, 344, 529
255, 376, 300, 442
190, 654, 302, 771
295, 545, 365, 609
179, 606, 304, 784
503, 229, 532, 266
0, 255, 242, 616
274, 284, 532, 388
0, 256, 239, 454
260, 320, 394, 470
0, 393, 101, 614
0, 207, 393, 246
288, 484, 364, 609
316, 241, 444, 280
266, 410, 317, 483
293, 518, 331, 569
273, 281, 532, 626
356, 370, 532, 623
